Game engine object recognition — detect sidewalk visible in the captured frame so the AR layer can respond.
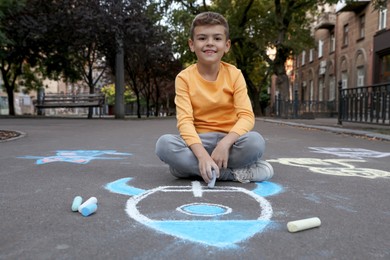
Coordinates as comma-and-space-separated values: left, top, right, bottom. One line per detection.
259, 117, 390, 141
1, 115, 389, 141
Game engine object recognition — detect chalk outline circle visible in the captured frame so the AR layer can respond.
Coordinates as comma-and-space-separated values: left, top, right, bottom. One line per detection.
176, 203, 232, 217
125, 185, 273, 223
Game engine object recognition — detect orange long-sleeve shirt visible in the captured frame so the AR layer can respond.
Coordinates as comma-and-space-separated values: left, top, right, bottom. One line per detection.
175, 61, 255, 146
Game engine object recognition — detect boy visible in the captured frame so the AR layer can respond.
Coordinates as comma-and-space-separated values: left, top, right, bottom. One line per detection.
155, 12, 273, 184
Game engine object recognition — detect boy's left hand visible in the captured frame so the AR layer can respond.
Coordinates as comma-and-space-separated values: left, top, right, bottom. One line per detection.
211, 143, 229, 169
211, 132, 239, 169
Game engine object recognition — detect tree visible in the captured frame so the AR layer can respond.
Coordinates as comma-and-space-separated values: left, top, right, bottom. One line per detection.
59, 0, 111, 118
0, 0, 41, 116
104, 0, 180, 118
0, 0, 105, 116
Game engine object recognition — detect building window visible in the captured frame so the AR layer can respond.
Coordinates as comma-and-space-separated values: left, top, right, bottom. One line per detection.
379, 8, 387, 30
302, 50, 306, 66
341, 71, 348, 89
329, 75, 336, 101
309, 49, 314, 62
318, 78, 324, 101
330, 32, 335, 53
359, 15, 365, 39
379, 54, 390, 83
343, 24, 349, 46
318, 40, 324, 58
309, 80, 314, 101
357, 67, 365, 87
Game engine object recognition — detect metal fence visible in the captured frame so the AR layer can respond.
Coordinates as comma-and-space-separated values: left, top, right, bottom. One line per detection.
273, 91, 337, 119
338, 82, 390, 125
273, 82, 390, 126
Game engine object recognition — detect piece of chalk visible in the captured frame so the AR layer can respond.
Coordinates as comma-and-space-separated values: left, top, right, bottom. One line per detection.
78, 197, 97, 213
71, 196, 83, 212
287, 217, 321, 233
208, 170, 216, 188
80, 203, 97, 217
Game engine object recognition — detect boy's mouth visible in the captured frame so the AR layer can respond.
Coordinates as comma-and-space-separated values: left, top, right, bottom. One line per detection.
203, 49, 216, 54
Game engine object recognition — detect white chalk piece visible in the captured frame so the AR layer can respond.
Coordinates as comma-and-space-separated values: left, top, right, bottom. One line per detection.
287, 217, 321, 233
81, 203, 97, 217
78, 197, 97, 213
208, 170, 216, 188
71, 196, 83, 212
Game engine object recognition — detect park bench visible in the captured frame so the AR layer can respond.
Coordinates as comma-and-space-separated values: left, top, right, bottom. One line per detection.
35, 93, 105, 117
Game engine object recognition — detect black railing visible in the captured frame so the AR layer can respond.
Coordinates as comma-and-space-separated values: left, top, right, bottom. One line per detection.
273, 91, 337, 119
273, 82, 390, 125
338, 82, 390, 125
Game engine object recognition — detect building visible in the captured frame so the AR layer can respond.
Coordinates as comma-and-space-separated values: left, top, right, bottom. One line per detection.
292, 0, 390, 117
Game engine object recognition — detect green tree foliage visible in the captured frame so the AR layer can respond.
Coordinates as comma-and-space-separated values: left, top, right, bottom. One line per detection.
101, 83, 136, 105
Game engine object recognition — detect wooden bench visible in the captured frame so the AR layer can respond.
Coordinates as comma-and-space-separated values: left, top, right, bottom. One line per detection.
35, 93, 105, 117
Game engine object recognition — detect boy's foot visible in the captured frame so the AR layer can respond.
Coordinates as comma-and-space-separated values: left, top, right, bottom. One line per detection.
232, 159, 274, 183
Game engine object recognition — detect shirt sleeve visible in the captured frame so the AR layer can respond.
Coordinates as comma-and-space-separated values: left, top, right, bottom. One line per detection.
229, 71, 255, 135
175, 73, 202, 146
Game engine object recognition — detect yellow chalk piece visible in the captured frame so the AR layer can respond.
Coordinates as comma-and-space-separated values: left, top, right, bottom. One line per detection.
287, 217, 321, 233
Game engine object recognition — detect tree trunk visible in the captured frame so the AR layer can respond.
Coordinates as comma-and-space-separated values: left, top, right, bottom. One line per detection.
276, 73, 290, 118
88, 87, 95, 119
276, 74, 290, 101
135, 92, 141, 118
251, 87, 262, 117
6, 86, 15, 116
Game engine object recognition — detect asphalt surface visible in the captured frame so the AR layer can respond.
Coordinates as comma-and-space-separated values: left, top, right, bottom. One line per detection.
0, 117, 389, 260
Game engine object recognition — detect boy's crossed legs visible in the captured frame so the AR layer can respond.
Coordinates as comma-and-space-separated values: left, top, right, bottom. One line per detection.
155, 131, 273, 182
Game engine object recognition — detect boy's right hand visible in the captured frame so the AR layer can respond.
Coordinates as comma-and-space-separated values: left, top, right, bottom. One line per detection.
198, 155, 219, 183
190, 143, 220, 183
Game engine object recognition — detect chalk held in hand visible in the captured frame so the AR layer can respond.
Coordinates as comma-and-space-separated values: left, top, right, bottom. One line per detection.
78, 197, 97, 213
81, 203, 97, 217
208, 170, 216, 188
71, 196, 83, 212
287, 217, 321, 233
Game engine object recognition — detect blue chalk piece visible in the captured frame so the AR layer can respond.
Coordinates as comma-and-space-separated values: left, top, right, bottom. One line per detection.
71, 196, 83, 212
208, 170, 216, 188
81, 203, 97, 217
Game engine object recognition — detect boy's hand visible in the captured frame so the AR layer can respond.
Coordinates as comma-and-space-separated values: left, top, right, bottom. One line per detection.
211, 132, 239, 169
190, 143, 219, 183
198, 156, 219, 183
211, 142, 229, 169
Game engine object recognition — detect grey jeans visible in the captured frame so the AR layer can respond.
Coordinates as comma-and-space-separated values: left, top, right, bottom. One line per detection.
155, 131, 265, 180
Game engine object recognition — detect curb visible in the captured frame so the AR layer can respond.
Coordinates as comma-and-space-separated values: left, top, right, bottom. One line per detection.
260, 119, 390, 142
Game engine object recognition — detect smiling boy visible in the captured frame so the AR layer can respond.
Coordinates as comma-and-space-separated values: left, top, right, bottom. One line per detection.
155, 12, 274, 184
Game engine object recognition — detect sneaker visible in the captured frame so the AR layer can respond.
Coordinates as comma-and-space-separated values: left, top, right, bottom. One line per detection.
232, 159, 274, 183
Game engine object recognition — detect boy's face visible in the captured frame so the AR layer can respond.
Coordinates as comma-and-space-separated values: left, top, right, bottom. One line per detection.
188, 25, 231, 66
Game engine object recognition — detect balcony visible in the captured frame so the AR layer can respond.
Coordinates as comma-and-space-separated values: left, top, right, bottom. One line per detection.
336, 0, 370, 13
315, 12, 336, 30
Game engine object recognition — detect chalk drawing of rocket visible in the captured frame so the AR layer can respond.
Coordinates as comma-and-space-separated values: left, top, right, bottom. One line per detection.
105, 178, 283, 248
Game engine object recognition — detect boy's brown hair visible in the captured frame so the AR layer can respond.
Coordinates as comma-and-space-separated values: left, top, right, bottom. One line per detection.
190, 12, 230, 40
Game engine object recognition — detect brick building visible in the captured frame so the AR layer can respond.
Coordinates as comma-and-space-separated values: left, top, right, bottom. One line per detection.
292, 0, 390, 116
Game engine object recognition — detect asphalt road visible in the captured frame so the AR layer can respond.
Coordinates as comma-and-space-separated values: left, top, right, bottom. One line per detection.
0, 117, 389, 260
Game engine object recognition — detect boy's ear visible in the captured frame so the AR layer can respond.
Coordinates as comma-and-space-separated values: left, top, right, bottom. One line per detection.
188, 39, 195, 52
224, 39, 231, 53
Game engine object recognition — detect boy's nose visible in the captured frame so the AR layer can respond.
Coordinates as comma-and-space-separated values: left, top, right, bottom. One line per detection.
206, 38, 214, 45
